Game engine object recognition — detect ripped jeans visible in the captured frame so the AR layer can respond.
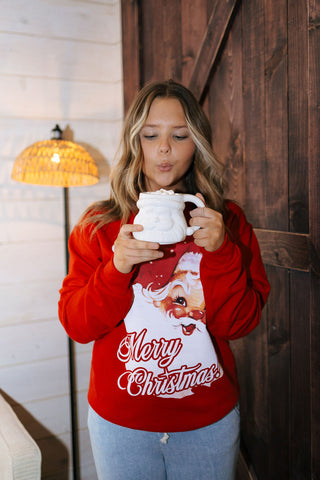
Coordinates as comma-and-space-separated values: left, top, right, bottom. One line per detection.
88, 405, 240, 480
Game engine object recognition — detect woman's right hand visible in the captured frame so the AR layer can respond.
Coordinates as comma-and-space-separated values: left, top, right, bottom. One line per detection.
113, 224, 164, 274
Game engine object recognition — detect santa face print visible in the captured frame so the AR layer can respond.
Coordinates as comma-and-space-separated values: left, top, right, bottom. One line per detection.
139, 97, 196, 192
148, 270, 206, 336
118, 251, 224, 399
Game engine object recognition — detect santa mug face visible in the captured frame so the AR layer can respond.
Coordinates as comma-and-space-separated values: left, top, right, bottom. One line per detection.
133, 189, 204, 244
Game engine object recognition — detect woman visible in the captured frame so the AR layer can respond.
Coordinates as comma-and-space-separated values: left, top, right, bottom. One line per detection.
59, 80, 270, 479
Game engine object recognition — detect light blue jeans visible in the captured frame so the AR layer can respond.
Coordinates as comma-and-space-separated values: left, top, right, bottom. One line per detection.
88, 405, 240, 480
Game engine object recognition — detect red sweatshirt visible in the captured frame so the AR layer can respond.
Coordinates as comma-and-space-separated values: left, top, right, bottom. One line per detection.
58, 201, 270, 432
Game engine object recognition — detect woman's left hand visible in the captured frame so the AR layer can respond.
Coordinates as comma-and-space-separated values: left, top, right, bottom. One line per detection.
189, 193, 226, 252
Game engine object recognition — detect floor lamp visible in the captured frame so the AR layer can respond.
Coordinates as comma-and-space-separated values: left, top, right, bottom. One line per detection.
11, 125, 99, 480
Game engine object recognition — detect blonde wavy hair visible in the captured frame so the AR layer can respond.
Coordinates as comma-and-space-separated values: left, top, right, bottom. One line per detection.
81, 80, 227, 230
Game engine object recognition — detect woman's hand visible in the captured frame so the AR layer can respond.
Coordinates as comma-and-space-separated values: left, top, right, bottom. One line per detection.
189, 193, 225, 252
113, 224, 164, 274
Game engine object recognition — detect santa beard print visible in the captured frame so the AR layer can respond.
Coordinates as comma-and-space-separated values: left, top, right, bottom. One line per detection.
117, 252, 223, 399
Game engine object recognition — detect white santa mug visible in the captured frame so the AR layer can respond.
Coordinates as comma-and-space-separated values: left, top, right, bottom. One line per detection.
133, 189, 205, 244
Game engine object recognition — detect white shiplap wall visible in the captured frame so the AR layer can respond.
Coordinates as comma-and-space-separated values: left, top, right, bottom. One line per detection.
0, 1, 123, 478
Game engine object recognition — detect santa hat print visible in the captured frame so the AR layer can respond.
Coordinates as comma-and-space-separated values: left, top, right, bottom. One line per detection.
132, 240, 203, 290
172, 252, 202, 275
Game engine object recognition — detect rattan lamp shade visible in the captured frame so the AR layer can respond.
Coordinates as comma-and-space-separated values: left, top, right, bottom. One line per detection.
11, 139, 99, 187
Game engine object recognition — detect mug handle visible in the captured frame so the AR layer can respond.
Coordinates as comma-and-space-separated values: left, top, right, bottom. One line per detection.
182, 194, 205, 235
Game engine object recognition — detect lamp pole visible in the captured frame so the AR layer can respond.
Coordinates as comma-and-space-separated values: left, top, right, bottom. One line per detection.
64, 185, 80, 480
52, 124, 80, 480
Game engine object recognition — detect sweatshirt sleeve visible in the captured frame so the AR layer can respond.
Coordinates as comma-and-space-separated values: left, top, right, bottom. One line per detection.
200, 203, 270, 340
58, 222, 135, 343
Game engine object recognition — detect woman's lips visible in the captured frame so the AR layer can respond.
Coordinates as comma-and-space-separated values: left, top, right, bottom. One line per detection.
158, 163, 172, 172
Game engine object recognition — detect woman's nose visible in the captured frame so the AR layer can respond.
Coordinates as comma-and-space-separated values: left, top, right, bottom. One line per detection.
159, 138, 170, 153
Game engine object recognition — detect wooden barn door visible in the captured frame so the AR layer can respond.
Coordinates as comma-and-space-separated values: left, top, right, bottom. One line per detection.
121, 1, 320, 479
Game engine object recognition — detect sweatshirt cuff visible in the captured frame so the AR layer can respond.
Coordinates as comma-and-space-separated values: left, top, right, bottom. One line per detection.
201, 233, 239, 270
100, 258, 135, 294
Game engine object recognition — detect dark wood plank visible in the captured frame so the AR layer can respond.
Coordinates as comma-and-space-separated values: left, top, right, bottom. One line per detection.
288, 0, 309, 233
267, 267, 290, 477
180, 0, 209, 85
188, 0, 239, 102
121, 0, 141, 113
232, 306, 269, 480
310, 272, 320, 479
139, 0, 154, 83
241, 0, 266, 229
140, 0, 183, 83
308, 0, 320, 245
254, 229, 312, 272
238, 2, 269, 478
236, 451, 256, 480
290, 271, 312, 479
264, 0, 288, 230
207, 3, 245, 206
308, 1, 320, 478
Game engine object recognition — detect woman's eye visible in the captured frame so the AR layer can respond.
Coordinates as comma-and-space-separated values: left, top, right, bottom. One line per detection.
174, 135, 188, 140
143, 135, 157, 139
